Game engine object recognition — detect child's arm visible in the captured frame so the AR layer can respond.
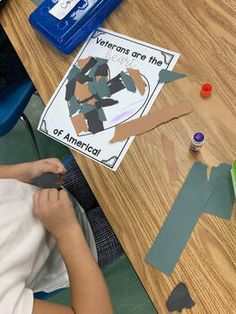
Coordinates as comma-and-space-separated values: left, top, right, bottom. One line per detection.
32, 189, 113, 314
0, 158, 65, 183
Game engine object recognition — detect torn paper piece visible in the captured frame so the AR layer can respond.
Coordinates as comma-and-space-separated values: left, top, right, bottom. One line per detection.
161, 134, 179, 181
145, 162, 213, 276
166, 283, 195, 312
205, 163, 235, 220
159, 69, 186, 83
71, 113, 88, 135
231, 160, 236, 198
110, 102, 193, 143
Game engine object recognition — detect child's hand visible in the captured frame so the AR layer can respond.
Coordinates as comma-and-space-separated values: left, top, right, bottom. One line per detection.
0, 158, 66, 183
21, 158, 66, 183
29, 158, 66, 180
33, 189, 79, 239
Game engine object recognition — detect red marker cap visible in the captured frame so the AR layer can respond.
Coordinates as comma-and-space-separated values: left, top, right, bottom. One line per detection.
200, 83, 213, 98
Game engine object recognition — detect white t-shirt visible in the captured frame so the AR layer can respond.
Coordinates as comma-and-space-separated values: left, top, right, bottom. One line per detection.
0, 179, 97, 314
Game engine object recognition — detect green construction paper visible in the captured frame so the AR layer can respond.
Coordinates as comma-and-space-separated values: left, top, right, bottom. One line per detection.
205, 164, 235, 219
232, 160, 236, 172
97, 78, 111, 98
88, 57, 108, 78
67, 65, 80, 81
32, 173, 63, 189
68, 96, 81, 116
80, 103, 95, 114
88, 80, 97, 95
231, 170, 236, 198
88, 78, 111, 98
231, 161, 236, 198
120, 71, 136, 93
145, 162, 213, 276
31, 0, 44, 5
98, 108, 107, 121
159, 69, 186, 83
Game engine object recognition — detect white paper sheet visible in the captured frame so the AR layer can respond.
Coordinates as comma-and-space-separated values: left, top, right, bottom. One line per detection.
38, 28, 180, 171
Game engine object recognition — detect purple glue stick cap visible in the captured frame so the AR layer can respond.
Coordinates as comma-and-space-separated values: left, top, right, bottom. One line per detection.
193, 132, 205, 143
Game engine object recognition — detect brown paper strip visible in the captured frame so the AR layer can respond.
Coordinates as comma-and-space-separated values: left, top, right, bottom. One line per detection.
75, 81, 92, 101
110, 102, 193, 143
161, 134, 179, 181
127, 68, 146, 95
71, 113, 88, 135
77, 56, 92, 70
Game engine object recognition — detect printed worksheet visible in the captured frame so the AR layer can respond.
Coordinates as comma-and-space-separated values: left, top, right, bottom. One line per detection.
38, 28, 180, 171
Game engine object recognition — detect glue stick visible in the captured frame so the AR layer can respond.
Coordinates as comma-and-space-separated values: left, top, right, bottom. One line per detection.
190, 132, 205, 152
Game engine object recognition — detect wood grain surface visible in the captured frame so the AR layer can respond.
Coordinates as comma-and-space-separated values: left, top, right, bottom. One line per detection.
1, 0, 236, 313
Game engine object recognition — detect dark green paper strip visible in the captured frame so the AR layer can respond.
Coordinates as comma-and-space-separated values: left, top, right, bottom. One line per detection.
231, 160, 236, 198
205, 163, 235, 220
145, 162, 213, 276
159, 69, 186, 83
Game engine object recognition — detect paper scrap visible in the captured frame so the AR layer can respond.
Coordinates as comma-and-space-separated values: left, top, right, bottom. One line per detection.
166, 283, 195, 312
71, 113, 88, 135
161, 134, 179, 181
159, 69, 186, 83
110, 102, 193, 143
231, 160, 236, 198
127, 68, 147, 95
32, 173, 64, 189
145, 162, 213, 276
205, 163, 235, 220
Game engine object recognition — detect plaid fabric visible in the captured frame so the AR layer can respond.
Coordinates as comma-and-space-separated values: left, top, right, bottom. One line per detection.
86, 207, 123, 268
63, 157, 98, 212
63, 156, 123, 268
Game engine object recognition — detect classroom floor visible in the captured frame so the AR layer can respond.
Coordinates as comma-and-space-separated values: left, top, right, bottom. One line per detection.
0, 93, 157, 313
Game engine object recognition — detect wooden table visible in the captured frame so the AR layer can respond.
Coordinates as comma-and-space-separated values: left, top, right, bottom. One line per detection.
1, 1, 236, 313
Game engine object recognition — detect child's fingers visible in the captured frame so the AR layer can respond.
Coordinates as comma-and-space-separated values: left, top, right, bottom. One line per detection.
38, 189, 50, 207
33, 158, 65, 176
47, 158, 66, 173
48, 188, 60, 202
33, 192, 39, 209
41, 161, 61, 174
59, 190, 73, 207
59, 189, 69, 201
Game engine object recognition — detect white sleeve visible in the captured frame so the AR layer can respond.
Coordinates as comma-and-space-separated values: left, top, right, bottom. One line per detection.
14, 288, 34, 314
0, 285, 33, 314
